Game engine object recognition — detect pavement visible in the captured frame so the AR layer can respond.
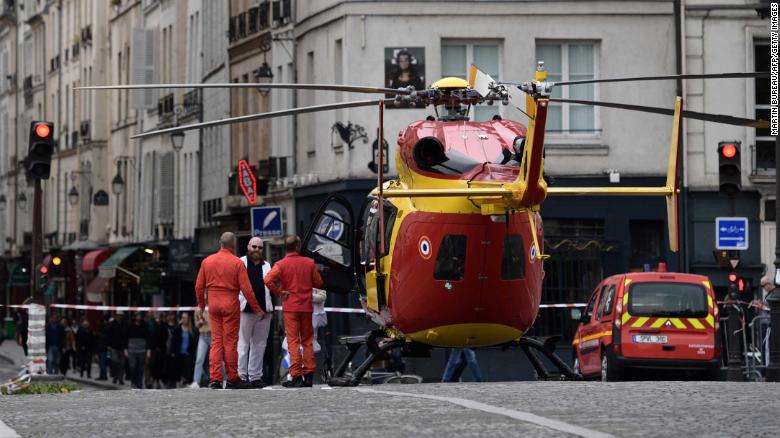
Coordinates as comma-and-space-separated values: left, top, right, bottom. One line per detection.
0, 339, 123, 391
1, 380, 779, 437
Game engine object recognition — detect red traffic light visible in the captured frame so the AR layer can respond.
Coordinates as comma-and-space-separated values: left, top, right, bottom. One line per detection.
39, 265, 49, 274
728, 273, 737, 282
738, 278, 744, 292
721, 143, 737, 159
35, 123, 51, 138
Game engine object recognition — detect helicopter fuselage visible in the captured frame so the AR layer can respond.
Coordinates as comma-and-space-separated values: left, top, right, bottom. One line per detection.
360, 118, 545, 348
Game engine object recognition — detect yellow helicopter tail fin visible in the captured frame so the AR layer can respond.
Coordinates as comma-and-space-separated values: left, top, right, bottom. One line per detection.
547, 96, 682, 253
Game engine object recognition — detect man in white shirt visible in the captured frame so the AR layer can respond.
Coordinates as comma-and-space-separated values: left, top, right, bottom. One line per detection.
238, 237, 273, 387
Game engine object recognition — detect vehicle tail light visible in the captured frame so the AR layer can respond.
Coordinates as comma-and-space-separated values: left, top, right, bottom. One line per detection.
614, 302, 623, 328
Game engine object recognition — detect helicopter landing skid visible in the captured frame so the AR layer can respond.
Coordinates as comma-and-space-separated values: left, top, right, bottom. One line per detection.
508, 336, 582, 381
328, 330, 406, 387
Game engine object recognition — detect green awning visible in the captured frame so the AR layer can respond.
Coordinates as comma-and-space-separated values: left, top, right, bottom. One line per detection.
98, 246, 141, 280
7, 263, 30, 287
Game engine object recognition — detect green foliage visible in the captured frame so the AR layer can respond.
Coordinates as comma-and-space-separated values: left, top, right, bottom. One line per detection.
1, 382, 78, 395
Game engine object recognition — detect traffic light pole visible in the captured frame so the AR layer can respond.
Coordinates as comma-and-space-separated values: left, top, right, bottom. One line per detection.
767, 135, 780, 382
30, 178, 42, 303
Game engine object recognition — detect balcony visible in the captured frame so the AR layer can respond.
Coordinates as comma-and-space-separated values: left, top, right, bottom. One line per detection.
229, 2, 270, 43
50, 55, 60, 72
749, 142, 775, 185
181, 89, 201, 119
23, 75, 32, 107
80, 121, 91, 141
81, 25, 92, 45
272, 0, 291, 27
157, 93, 174, 123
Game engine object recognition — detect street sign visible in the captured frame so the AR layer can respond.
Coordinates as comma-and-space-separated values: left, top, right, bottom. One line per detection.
251, 206, 283, 238
715, 217, 748, 250
237, 159, 257, 205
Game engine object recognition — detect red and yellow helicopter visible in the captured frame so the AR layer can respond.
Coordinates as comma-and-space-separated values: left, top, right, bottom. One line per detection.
80, 64, 768, 384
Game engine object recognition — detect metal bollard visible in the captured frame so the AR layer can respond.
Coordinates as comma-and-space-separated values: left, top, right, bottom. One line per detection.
766, 288, 780, 382
726, 285, 743, 381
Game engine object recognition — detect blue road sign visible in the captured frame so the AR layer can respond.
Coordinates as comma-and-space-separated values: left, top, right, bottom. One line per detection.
715, 217, 748, 250
251, 206, 283, 238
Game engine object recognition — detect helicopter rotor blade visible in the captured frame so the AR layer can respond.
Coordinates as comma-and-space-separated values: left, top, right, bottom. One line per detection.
130, 99, 388, 140
550, 98, 769, 128
550, 71, 768, 86
76, 83, 410, 95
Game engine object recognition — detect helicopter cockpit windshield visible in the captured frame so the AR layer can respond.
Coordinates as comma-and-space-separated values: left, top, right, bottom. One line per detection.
413, 136, 522, 177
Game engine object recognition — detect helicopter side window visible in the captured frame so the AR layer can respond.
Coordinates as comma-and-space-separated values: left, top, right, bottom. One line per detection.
306, 203, 352, 267
413, 137, 481, 176
434, 235, 467, 281
500, 234, 525, 280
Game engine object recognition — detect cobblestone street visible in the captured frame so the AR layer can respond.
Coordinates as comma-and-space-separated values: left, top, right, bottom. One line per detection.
2, 381, 779, 437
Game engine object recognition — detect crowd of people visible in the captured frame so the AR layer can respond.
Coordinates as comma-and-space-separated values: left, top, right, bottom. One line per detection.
42, 310, 201, 388
31, 232, 324, 390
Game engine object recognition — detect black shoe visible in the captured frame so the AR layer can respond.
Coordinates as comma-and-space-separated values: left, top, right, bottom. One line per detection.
301, 374, 313, 387
226, 379, 253, 389
250, 380, 266, 389
208, 381, 222, 389
282, 376, 303, 388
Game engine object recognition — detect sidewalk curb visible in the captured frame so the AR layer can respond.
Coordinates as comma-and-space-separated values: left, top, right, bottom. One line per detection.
0, 352, 18, 366
64, 375, 123, 390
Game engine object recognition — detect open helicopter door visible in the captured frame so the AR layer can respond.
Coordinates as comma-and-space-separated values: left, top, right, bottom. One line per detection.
301, 195, 356, 294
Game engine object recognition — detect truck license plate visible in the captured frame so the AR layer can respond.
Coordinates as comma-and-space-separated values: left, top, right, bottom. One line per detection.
632, 335, 668, 344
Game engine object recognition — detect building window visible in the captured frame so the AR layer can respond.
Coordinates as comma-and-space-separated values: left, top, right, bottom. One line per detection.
630, 220, 663, 270
434, 235, 467, 281
441, 40, 501, 121
536, 41, 598, 135
754, 39, 772, 173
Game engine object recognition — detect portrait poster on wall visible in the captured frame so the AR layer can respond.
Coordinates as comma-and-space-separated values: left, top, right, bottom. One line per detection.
384, 47, 426, 108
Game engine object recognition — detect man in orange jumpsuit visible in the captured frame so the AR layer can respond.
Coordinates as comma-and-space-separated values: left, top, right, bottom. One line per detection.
196, 232, 263, 389
264, 235, 323, 387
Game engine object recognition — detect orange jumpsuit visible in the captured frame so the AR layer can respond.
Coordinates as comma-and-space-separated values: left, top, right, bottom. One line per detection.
265, 251, 323, 378
195, 248, 262, 383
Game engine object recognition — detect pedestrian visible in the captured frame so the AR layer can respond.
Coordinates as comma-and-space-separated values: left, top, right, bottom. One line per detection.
107, 312, 128, 385
195, 232, 264, 390
238, 237, 274, 388
15, 308, 28, 356
126, 312, 150, 389
95, 314, 110, 380
148, 313, 168, 389
69, 319, 80, 371
756, 276, 775, 367
442, 348, 483, 382
171, 313, 197, 387
76, 320, 95, 378
190, 302, 212, 388
264, 235, 323, 388
61, 318, 76, 376
45, 313, 64, 375
163, 313, 178, 388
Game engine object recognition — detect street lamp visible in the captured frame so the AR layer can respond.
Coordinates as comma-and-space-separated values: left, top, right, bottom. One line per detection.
170, 131, 185, 152
0, 195, 6, 211
111, 171, 125, 196
68, 185, 79, 206
254, 62, 274, 95
17, 193, 27, 211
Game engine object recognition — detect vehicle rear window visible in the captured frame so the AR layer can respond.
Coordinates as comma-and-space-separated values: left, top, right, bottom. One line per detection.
627, 282, 708, 318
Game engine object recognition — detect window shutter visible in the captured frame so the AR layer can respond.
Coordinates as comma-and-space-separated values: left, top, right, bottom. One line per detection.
130, 28, 159, 109
157, 152, 174, 223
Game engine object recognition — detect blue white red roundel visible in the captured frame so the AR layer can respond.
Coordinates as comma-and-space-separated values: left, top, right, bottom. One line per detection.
419, 236, 432, 259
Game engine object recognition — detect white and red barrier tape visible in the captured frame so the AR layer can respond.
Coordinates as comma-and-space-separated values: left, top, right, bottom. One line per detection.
3, 303, 586, 312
